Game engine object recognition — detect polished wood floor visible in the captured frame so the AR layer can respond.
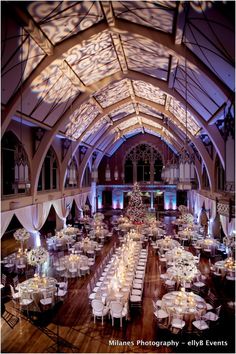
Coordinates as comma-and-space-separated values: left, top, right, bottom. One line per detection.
1, 220, 235, 353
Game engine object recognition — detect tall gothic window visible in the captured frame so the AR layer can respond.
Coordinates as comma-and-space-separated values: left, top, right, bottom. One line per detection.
82, 165, 91, 187
65, 157, 78, 188
202, 165, 210, 190
37, 148, 58, 191
2, 131, 30, 196
124, 144, 163, 183
125, 159, 133, 183
216, 156, 225, 191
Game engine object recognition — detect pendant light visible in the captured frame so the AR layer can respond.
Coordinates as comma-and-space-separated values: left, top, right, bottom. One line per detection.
177, 41, 194, 190
14, 27, 30, 192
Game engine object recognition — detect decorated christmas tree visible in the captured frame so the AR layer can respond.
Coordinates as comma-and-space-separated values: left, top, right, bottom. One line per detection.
126, 183, 145, 223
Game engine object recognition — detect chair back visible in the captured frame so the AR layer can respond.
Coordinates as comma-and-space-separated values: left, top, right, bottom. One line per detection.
110, 301, 123, 315
92, 299, 104, 312
10, 284, 15, 296
13, 276, 19, 289
215, 305, 222, 317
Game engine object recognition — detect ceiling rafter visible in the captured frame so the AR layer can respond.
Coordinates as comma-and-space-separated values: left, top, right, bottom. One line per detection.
58, 60, 88, 92
76, 110, 213, 189
2, 11, 233, 137
7, 72, 224, 198
10, 2, 54, 55
101, 1, 128, 74
113, 18, 233, 97
173, 2, 188, 45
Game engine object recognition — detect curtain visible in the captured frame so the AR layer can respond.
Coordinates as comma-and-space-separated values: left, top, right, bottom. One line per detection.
74, 193, 88, 215
1, 210, 14, 236
220, 216, 236, 236
1, 192, 91, 237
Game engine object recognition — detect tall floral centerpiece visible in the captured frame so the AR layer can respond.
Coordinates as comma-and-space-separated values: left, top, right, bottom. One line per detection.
13, 228, 30, 252
126, 183, 145, 224
27, 247, 49, 276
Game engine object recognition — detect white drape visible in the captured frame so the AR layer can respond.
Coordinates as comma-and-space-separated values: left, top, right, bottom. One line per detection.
74, 193, 88, 216
1, 193, 89, 237
220, 216, 236, 236
1, 210, 14, 236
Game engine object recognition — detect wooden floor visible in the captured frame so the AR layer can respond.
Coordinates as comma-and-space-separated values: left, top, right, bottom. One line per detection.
1, 220, 235, 353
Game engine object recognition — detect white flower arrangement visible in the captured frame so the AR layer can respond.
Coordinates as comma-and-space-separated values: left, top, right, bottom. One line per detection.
27, 247, 49, 266
64, 226, 76, 236
94, 212, 104, 221
55, 231, 65, 239
178, 205, 188, 214
13, 228, 30, 242
171, 259, 198, 282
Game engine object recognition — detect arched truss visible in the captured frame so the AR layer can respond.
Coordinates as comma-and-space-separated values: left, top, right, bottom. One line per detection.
92, 128, 202, 190
75, 114, 211, 190
1, 1, 234, 197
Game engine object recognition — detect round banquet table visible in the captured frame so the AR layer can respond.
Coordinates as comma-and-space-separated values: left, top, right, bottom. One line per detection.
17, 276, 57, 310
161, 291, 207, 331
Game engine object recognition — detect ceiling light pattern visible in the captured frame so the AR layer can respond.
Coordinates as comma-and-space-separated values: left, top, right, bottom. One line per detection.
2, 27, 45, 104
139, 103, 163, 119
166, 96, 200, 135
142, 117, 162, 130
31, 61, 80, 104
112, 1, 176, 33
133, 80, 166, 105
121, 33, 169, 80
117, 117, 139, 131
65, 32, 120, 86
82, 119, 109, 143
27, 1, 104, 45
66, 102, 100, 139
109, 103, 135, 120
94, 79, 130, 108
144, 127, 178, 154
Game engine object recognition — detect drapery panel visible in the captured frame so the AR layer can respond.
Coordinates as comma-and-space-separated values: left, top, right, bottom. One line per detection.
1, 193, 89, 237
1, 210, 14, 236
74, 192, 88, 214
220, 216, 236, 236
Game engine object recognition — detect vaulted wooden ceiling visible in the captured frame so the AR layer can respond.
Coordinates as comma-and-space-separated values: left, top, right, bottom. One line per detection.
1, 1, 235, 166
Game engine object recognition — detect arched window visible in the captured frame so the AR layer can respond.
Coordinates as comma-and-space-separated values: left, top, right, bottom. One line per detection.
215, 156, 225, 191
202, 165, 210, 190
37, 148, 58, 191
65, 157, 78, 188
125, 159, 133, 183
82, 165, 91, 187
2, 131, 30, 196
154, 157, 163, 181
124, 144, 163, 183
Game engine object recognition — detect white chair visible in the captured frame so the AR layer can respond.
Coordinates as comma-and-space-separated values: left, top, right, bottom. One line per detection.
40, 291, 54, 310
171, 313, 185, 332
57, 282, 68, 300
91, 299, 109, 325
10, 284, 20, 300
192, 315, 209, 332
153, 308, 169, 328
109, 301, 128, 327
203, 305, 221, 322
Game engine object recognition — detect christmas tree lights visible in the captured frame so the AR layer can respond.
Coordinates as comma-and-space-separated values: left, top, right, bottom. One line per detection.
126, 183, 145, 223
